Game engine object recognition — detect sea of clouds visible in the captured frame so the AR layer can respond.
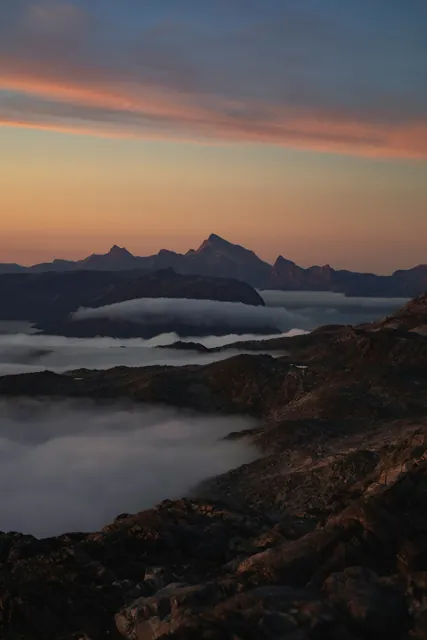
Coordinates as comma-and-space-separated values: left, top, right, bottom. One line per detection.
0, 291, 408, 538
0, 291, 407, 376
0, 399, 258, 537
259, 290, 408, 326
0, 330, 302, 376
71, 291, 408, 333
71, 296, 306, 332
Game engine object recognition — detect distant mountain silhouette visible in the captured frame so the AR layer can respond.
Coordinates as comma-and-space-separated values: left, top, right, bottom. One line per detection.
190, 233, 271, 286
1, 233, 426, 297
79, 245, 141, 271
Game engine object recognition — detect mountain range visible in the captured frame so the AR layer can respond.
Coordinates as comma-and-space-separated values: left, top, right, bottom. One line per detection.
2, 233, 427, 297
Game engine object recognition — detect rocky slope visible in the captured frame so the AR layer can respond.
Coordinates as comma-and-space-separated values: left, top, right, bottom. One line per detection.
374, 293, 427, 334
1, 295, 427, 638
2, 233, 427, 297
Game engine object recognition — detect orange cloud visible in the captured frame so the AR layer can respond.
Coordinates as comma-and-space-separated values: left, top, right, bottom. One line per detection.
1, 66, 426, 159
0, 68, 213, 122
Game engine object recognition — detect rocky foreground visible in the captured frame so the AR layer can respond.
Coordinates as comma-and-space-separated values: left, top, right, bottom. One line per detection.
1, 295, 427, 638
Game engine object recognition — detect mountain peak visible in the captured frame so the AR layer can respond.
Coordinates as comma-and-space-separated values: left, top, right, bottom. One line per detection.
208, 233, 227, 244
196, 234, 250, 254
107, 245, 133, 257
274, 255, 296, 267
195, 234, 233, 254
78, 245, 138, 270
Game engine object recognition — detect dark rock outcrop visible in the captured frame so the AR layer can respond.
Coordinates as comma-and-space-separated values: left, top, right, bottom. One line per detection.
375, 292, 427, 334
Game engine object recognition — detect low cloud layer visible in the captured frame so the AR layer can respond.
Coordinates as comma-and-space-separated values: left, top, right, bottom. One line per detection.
72, 293, 407, 337
0, 330, 298, 376
0, 321, 37, 335
72, 297, 306, 332
260, 290, 408, 328
0, 398, 257, 537
0, 292, 407, 375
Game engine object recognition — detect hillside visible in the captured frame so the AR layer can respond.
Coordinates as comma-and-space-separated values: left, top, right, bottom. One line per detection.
375, 292, 427, 334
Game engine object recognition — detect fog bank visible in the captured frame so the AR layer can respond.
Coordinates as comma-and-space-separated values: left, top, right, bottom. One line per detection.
260, 290, 408, 327
72, 297, 305, 332
0, 399, 257, 538
0, 291, 407, 376
0, 330, 297, 376
72, 292, 408, 336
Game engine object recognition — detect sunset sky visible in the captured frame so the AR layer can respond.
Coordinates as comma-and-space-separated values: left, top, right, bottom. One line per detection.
1, 0, 426, 272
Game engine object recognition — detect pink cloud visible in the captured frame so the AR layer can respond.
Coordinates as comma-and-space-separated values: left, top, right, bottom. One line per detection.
0, 4, 425, 159
2, 95, 426, 159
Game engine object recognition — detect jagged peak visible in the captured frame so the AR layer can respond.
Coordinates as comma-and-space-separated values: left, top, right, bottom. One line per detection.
208, 233, 227, 243
274, 255, 296, 267
107, 245, 133, 257
196, 233, 256, 255
196, 233, 233, 250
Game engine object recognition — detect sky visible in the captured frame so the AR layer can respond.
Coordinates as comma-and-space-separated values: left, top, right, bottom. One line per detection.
1, 0, 426, 273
